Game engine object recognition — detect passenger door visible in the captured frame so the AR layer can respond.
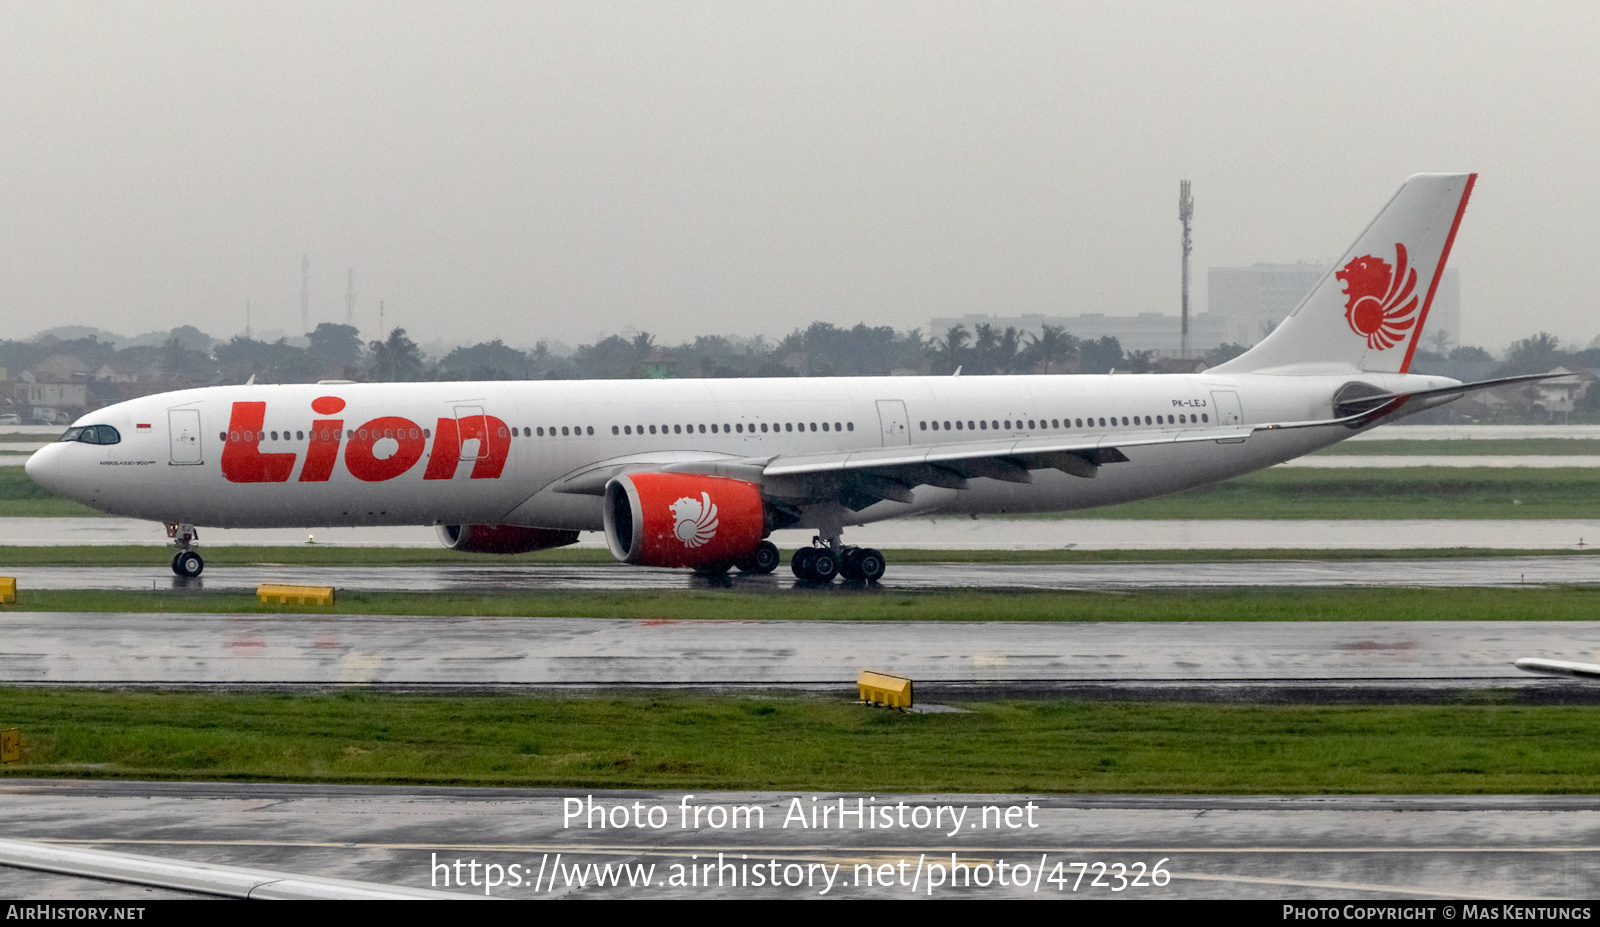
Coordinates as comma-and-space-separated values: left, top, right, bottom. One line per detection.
1210, 390, 1244, 426
875, 399, 910, 446
454, 405, 487, 461
168, 408, 203, 465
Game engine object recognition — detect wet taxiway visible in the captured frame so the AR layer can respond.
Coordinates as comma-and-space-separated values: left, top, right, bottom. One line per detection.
8, 517, 1600, 550
8, 553, 1600, 594
2, 780, 1598, 899
0, 612, 1591, 691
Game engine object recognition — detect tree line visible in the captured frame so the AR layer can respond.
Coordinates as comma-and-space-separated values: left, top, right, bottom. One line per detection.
1, 321, 1591, 386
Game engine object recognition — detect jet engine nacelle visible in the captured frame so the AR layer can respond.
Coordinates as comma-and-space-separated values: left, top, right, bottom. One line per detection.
436, 524, 580, 554
604, 472, 765, 568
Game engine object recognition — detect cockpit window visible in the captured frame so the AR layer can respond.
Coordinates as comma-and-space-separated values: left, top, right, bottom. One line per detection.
57, 425, 121, 446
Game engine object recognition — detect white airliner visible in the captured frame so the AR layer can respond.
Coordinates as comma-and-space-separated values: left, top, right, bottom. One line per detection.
26, 173, 1533, 582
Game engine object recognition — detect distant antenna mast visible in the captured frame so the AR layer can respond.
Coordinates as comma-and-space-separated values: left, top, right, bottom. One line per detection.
300, 254, 311, 334
379, 300, 385, 336
1179, 180, 1194, 359
345, 269, 355, 326
245, 299, 252, 340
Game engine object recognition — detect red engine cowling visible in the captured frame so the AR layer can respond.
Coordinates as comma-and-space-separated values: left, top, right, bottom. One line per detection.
604, 472, 765, 568
436, 524, 580, 554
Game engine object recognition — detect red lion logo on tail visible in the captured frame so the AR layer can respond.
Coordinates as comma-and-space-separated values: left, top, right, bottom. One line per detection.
1336, 243, 1419, 350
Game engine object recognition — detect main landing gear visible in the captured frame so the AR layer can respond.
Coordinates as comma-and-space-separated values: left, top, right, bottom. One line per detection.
166, 522, 204, 578
693, 540, 781, 578
736, 540, 782, 574
792, 537, 886, 584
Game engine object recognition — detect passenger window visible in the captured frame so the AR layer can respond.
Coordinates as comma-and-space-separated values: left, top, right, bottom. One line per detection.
612, 426, 619, 435
699, 424, 706, 433
761, 423, 768, 433
1122, 417, 1129, 426
920, 422, 927, 430
809, 423, 817, 432
968, 421, 975, 430
847, 422, 854, 431
586, 426, 594, 435
955, 420, 963, 430
1028, 420, 1035, 429
979, 420, 986, 430
219, 431, 227, 441
834, 422, 841, 431
1052, 419, 1059, 428
1203, 414, 1210, 423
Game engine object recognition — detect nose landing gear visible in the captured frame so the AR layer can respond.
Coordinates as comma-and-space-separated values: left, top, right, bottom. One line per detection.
165, 522, 204, 578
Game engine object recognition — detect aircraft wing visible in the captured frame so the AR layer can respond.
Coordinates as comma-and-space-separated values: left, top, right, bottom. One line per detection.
553, 374, 1546, 510
731, 374, 1551, 509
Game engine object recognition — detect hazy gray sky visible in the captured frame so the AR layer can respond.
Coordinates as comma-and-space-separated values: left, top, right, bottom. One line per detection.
2, 2, 1595, 350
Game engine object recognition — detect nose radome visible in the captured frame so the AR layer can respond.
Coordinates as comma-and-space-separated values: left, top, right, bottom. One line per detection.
23, 444, 63, 495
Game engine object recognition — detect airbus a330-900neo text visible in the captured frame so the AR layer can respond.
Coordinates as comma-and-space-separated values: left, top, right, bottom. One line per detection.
26, 173, 1534, 582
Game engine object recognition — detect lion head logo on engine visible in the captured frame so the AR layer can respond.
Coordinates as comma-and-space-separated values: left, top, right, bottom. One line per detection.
1336, 243, 1420, 350
669, 493, 720, 548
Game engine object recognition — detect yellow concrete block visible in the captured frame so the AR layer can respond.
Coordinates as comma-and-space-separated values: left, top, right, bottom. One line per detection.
0, 577, 14, 604
257, 584, 335, 607
1, 729, 18, 765
858, 670, 913, 709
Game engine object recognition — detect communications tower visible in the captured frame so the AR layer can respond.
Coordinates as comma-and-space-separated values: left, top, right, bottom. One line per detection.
1179, 180, 1193, 359
300, 254, 311, 334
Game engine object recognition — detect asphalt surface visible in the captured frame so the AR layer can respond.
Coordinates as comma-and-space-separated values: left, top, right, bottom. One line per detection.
2, 780, 1598, 899
1, 612, 1595, 693
8, 554, 1600, 594
9, 516, 1600, 549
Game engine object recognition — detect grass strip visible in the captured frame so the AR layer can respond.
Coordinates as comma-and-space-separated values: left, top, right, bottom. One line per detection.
8, 586, 1600, 622
4, 545, 1599, 567
0, 469, 104, 517
2, 689, 1598, 793
1038, 467, 1600, 520
1318, 439, 1600, 456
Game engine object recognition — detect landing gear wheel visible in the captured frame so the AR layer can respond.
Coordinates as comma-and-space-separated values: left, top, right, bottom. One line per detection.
791, 547, 817, 579
737, 540, 781, 574
749, 540, 780, 574
809, 549, 839, 582
855, 548, 886, 582
840, 547, 886, 582
172, 550, 204, 578
792, 545, 840, 583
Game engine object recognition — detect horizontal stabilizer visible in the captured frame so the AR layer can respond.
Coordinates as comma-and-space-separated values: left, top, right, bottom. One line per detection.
1332, 373, 1559, 418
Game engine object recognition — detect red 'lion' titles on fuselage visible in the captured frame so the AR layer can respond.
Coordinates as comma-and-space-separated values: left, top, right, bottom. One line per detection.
220, 399, 509, 484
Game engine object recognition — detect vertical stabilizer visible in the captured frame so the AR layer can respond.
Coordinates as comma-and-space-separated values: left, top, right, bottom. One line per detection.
1212, 173, 1475, 375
